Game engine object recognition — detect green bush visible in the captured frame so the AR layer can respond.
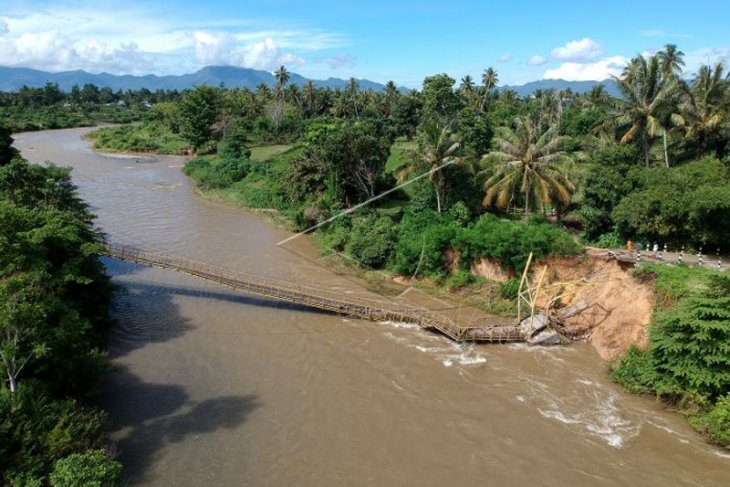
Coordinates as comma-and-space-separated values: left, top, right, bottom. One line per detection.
345, 214, 398, 268
690, 394, 730, 446
611, 269, 730, 445
184, 157, 254, 190
592, 232, 625, 249
50, 449, 123, 487
389, 210, 580, 277
0, 384, 108, 482
445, 270, 474, 290
609, 345, 657, 394
498, 277, 521, 300
389, 209, 460, 276
88, 122, 188, 155
461, 213, 580, 271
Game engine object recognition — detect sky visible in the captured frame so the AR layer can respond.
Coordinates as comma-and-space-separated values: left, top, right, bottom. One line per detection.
1, 0, 729, 87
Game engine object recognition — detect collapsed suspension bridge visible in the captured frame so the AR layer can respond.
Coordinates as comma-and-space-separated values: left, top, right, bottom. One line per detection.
103, 242, 526, 343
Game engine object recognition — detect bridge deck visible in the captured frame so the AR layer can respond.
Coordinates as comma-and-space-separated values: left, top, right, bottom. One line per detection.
103, 242, 524, 343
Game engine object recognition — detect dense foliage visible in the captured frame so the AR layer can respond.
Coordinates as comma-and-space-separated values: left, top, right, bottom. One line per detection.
611, 265, 730, 446
0, 82, 179, 131
0, 126, 122, 485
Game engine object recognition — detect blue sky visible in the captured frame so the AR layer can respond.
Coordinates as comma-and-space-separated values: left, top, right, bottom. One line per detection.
1, 0, 729, 86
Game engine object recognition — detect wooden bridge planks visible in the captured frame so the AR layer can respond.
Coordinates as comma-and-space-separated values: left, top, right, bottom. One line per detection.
102, 242, 525, 343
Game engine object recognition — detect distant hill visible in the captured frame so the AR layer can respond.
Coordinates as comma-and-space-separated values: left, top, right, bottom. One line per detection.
0, 65, 389, 92
499, 79, 620, 98
0, 65, 619, 97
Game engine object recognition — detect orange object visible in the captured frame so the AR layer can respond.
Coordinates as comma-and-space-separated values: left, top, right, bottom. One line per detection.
627, 240, 633, 251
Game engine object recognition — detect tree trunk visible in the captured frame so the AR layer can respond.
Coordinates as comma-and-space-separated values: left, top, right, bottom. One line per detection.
663, 129, 670, 168
435, 178, 442, 213
8, 374, 16, 394
644, 137, 650, 167
524, 173, 531, 218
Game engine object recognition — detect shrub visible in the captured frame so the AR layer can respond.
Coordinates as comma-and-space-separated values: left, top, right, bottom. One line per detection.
345, 214, 398, 268
498, 277, 521, 300
609, 345, 657, 394
611, 270, 730, 445
184, 157, 253, 190
592, 231, 625, 249
50, 449, 123, 487
690, 394, 730, 447
445, 270, 474, 290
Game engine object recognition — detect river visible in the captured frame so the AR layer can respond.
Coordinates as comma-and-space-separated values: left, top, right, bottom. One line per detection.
14, 127, 728, 486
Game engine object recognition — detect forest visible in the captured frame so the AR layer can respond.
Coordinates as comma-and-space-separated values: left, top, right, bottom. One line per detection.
0, 125, 124, 485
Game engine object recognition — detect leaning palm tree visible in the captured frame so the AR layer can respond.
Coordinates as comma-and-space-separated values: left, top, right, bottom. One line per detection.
672, 62, 728, 159
399, 121, 465, 213
479, 116, 575, 217
611, 54, 680, 166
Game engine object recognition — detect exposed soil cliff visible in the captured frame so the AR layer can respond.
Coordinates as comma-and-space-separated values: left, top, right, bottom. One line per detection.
533, 254, 655, 361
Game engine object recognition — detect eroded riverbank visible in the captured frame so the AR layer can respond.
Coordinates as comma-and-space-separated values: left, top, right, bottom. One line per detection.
15, 127, 729, 486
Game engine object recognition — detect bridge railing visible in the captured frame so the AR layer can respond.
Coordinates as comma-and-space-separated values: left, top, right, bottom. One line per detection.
102, 242, 478, 336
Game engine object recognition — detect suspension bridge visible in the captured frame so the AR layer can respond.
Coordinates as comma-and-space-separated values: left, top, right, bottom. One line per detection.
102, 242, 526, 343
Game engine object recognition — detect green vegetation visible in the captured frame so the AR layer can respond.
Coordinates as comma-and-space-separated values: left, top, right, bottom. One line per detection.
611, 264, 730, 447
0, 82, 180, 132
0, 125, 122, 485
87, 122, 190, 155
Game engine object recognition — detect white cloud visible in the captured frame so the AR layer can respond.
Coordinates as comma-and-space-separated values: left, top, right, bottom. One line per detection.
543, 55, 628, 81
551, 38, 603, 61
243, 37, 304, 70
189, 32, 305, 70
0, 30, 156, 74
527, 55, 546, 66
0, 6, 343, 75
498, 53, 512, 62
191, 31, 237, 65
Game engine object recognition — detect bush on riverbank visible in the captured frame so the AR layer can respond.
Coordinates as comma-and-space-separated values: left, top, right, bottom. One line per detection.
0, 126, 122, 485
87, 122, 190, 155
610, 264, 730, 447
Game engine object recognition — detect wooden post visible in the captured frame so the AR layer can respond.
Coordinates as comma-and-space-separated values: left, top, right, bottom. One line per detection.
517, 252, 534, 323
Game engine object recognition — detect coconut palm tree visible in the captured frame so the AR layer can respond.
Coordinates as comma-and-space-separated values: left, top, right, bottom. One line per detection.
302, 80, 316, 115
580, 85, 611, 110
611, 54, 680, 166
274, 65, 290, 100
658, 43, 686, 78
479, 116, 575, 217
385, 80, 398, 98
460, 75, 475, 95
400, 121, 465, 213
482, 67, 499, 91
672, 62, 728, 159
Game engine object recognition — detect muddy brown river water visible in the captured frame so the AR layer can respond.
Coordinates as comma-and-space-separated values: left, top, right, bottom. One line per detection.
15, 127, 729, 486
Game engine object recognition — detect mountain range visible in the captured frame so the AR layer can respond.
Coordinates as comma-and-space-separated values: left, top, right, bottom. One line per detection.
0, 65, 619, 97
